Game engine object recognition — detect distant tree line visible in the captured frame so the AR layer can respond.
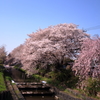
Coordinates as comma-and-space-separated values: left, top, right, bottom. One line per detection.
0, 46, 6, 64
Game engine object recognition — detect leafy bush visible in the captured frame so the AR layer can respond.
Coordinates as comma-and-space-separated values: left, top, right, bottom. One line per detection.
32, 74, 52, 82
5, 76, 12, 81
32, 68, 79, 90
0, 64, 5, 72
85, 78, 100, 96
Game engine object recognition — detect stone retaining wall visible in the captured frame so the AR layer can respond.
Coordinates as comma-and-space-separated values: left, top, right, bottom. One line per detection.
6, 80, 25, 100
52, 86, 96, 100
12, 82, 25, 100
0, 91, 13, 100
6, 80, 19, 100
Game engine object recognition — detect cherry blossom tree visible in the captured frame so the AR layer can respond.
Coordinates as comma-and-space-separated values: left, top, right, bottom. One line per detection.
72, 36, 100, 80
5, 44, 23, 66
0, 46, 6, 64
20, 23, 89, 75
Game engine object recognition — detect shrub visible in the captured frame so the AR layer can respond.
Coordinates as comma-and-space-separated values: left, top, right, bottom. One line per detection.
5, 76, 12, 81
85, 78, 100, 96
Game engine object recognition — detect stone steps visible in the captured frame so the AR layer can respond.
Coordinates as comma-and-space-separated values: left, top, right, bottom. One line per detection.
17, 85, 50, 89
21, 91, 54, 95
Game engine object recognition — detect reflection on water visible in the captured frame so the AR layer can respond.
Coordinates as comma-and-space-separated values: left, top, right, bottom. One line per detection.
24, 95, 55, 100
21, 89, 56, 100
21, 89, 48, 92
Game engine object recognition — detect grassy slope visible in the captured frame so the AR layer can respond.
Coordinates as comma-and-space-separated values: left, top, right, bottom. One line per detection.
0, 72, 7, 92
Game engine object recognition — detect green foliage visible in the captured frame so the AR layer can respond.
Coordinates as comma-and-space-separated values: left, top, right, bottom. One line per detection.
0, 72, 7, 92
38, 68, 49, 76
5, 76, 12, 81
0, 64, 5, 72
32, 74, 41, 81
46, 69, 79, 89
14, 66, 19, 69
85, 78, 100, 96
0, 59, 3, 64
32, 69, 79, 90
15, 90, 20, 94
19, 68, 26, 73
14, 66, 26, 73
11, 83, 16, 85
65, 76, 79, 88
39, 69, 46, 74
32, 74, 52, 82
64, 89, 86, 99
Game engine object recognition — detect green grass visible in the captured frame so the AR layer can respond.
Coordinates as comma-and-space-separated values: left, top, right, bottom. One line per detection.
0, 72, 7, 92
85, 78, 100, 96
32, 74, 52, 82
32, 74, 67, 90
14, 66, 26, 73
0, 64, 5, 72
5, 76, 12, 81
64, 89, 87, 100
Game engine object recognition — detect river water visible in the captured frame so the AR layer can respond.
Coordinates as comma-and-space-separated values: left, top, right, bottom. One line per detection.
24, 95, 55, 100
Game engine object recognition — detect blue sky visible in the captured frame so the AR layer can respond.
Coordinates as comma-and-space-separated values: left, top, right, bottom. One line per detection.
0, 0, 100, 53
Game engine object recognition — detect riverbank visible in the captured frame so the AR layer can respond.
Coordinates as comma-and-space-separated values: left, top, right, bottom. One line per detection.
1, 66, 100, 100
0, 69, 12, 100
0, 64, 7, 92
32, 74, 100, 100
0, 71, 7, 92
